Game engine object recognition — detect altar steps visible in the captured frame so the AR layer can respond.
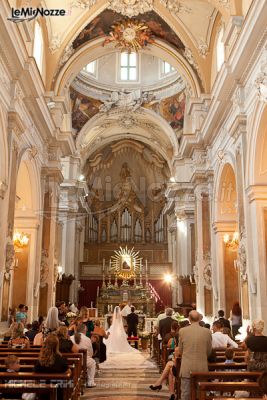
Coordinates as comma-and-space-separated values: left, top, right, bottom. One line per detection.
84, 367, 170, 399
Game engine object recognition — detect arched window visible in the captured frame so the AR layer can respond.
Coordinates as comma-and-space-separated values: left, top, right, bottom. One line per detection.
33, 21, 44, 73
216, 27, 225, 72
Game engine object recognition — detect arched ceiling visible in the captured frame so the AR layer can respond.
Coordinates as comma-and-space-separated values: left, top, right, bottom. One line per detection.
44, 0, 247, 91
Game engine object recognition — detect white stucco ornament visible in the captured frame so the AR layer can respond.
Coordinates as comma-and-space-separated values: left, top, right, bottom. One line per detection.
255, 71, 267, 103
108, 0, 153, 17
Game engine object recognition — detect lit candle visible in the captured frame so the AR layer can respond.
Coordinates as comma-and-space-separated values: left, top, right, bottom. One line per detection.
145, 259, 148, 273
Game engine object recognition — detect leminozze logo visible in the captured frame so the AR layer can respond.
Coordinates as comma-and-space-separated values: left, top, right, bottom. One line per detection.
8, 7, 68, 23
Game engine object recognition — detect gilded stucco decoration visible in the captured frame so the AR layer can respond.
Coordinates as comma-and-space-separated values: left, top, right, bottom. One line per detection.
107, 0, 153, 17
103, 20, 154, 52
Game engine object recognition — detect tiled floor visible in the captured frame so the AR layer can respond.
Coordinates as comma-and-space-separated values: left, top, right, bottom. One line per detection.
84, 355, 170, 399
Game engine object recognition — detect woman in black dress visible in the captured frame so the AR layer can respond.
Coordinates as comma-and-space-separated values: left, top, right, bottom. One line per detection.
56, 326, 79, 353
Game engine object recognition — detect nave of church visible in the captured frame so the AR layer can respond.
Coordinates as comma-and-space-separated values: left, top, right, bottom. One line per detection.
1, 0, 267, 398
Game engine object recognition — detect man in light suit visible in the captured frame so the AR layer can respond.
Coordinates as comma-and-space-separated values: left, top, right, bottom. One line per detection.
178, 310, 212, 400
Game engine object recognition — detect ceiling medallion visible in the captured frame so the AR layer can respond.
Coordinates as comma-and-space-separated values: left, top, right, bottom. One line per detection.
108, 0, 153, 17
103, 20, 154, 52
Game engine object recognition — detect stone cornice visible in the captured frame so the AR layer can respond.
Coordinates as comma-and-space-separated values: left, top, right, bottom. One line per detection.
246, 185, 267, 203
212, 221, 237, 233
8, 111, 25, 137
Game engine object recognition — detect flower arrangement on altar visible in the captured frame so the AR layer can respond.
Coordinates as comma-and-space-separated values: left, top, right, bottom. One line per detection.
139, 330, 150, 339
103, 19, 154, 53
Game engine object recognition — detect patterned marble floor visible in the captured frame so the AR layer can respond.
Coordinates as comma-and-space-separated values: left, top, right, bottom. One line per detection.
83, 354, 170, 399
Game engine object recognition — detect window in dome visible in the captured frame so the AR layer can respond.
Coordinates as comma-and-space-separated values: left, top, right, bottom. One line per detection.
120, 52, 137, 81
161, 60, 175, 77
217, 27, 225, 71
83, 61, 97, 76
33, 21, 43, 73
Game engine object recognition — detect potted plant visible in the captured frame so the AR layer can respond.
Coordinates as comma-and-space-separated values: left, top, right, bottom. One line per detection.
139, 331, 150, 350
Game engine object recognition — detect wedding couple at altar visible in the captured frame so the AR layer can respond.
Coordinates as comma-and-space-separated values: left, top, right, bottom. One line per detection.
100, 305, 154, 369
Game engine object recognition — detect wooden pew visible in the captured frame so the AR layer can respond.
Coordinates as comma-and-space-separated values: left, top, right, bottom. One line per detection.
190, 371, 261, 400
0, 383, 58, 400
0, 371, 72, 400
197, 381, 262, 400
0, 354, 82, 399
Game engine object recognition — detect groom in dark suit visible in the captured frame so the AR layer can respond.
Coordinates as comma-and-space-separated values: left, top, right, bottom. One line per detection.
126, 306, 139, 349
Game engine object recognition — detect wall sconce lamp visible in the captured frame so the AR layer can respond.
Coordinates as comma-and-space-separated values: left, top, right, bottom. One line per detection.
223, 231, 239, 251
13, 231, 29, 248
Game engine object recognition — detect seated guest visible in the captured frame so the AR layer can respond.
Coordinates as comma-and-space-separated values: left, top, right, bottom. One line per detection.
149, 346, 179, 400
212, 321, 238, 349
79, 306, 94, 337
34, 335, 69, 400
91, 334, 100, 368
15, 304, 27, 324
258, 371, 267, 399
159, 308, 174, 340
42, 306, 64, 340
244, 319, 267, 371
8, 322, 30, 349
56, 326, 79, 353
71, 323, 96, 388
225, 348, 235, 363
215, 309, 231, 329
222, 326, 235, 340
4, 355, 35, 400
3, 322, 16, 341
26, 321, 40, 341
92, 320, 109, 363
57, 301, 67, 325
163, 321, 179, 349
68, 317, 83, 336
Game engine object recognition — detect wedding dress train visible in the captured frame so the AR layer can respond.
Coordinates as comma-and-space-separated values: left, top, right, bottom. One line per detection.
100, 306, 155, 370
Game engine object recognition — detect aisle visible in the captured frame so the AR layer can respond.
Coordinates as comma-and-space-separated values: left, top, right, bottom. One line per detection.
84, 355, 170, 399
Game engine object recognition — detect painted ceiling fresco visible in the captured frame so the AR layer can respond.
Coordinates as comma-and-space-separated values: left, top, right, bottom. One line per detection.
73, 10, 185, 53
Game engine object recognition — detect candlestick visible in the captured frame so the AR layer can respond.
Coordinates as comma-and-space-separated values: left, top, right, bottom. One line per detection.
90, 301, 93, 308
145, 259, 148, 273
102, 258, 105, 273
97, 286, 99, 297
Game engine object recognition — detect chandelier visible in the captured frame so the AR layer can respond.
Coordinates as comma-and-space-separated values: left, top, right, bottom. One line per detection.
13, 231, 29, 248
103, 19, 154, 53
223, 232, 239, 251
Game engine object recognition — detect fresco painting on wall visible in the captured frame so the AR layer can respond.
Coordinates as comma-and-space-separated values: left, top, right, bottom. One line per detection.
144, 90, 186, 131
70, 89, 103, 132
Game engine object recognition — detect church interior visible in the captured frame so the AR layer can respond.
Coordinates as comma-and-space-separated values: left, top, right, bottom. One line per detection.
1, 0, 267, 398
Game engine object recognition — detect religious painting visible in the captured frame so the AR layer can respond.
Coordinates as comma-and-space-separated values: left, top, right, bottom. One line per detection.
70, 88, 102, 133
73, 10, 185, 53
144, 90, 186, 131
110, 246, 142, 280
121, 254, 132, 271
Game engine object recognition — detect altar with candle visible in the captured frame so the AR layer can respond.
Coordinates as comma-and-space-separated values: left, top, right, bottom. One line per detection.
97, 247, 156, 316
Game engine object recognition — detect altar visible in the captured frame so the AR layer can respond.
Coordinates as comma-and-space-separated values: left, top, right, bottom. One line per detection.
96, 246, 156, 317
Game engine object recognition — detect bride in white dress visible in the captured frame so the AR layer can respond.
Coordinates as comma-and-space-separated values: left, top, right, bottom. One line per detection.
100, 306, 155, 369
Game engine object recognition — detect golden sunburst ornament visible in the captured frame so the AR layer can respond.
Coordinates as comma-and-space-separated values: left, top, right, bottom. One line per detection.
103, 19, 154, 53
110, 246, 142, 280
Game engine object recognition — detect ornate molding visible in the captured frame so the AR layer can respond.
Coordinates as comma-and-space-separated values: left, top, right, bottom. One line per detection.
8, 111, 25, 137
5, 237, 15, 272
197, 39, 209, 58
40, 249, 49, 287
49, 32, 62, 54
108, 0, 153, 17
159, 0, 192, 15
71, 0, 96, 8
0, 181, 8, 199
255, 69, 267, 103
